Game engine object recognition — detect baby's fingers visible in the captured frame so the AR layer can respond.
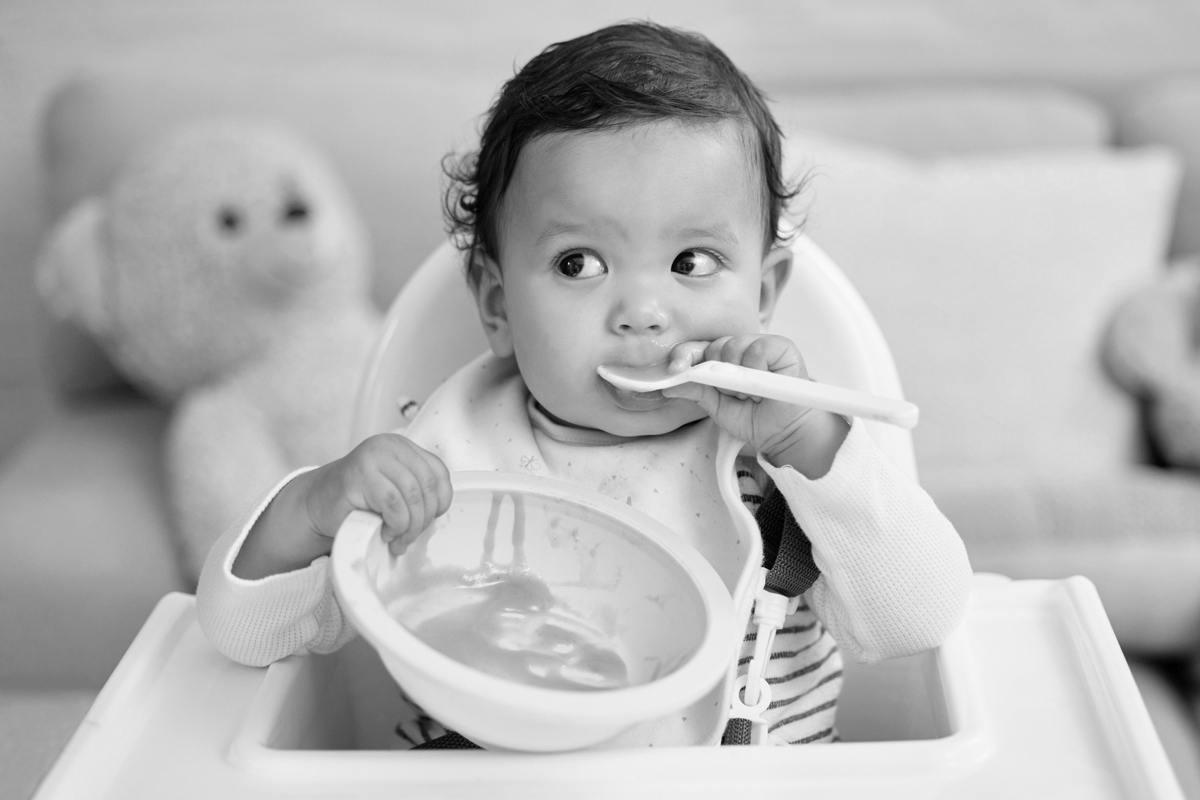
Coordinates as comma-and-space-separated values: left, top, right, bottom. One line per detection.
380, 444, 452, 556
662, 381, 727, 417
710, 335, 804, 378
365, 471, 414, 545
416, 447, 454, 517
372, 469, 437, 551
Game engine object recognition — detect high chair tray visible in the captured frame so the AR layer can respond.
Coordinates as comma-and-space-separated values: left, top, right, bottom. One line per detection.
34, 575, 1182, 799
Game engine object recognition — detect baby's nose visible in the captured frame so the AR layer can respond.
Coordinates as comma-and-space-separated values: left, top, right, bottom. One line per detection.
613, 298, 669, 334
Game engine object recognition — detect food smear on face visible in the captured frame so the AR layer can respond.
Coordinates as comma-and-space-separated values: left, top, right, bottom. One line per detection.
385, 491, 631, 691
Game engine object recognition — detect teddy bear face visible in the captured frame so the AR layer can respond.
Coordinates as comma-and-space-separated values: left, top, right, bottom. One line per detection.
96, 121, 373, 397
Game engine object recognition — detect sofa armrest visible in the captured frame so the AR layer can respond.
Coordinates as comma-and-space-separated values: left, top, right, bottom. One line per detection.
927, 466, 1200, 655
0, 396, 186, 689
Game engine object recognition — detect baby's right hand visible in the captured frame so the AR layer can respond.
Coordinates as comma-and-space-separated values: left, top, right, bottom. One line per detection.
305, 433, 453, 556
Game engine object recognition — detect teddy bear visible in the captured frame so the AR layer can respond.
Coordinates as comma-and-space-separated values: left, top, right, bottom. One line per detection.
1102, 255, 1200, 469
36, 119, 383, 583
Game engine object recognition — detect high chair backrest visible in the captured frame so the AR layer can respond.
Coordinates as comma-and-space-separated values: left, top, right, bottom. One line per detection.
351, 236, 918, 481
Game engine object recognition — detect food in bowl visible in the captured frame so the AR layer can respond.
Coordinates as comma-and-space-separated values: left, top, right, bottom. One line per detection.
387, 563, 631, 691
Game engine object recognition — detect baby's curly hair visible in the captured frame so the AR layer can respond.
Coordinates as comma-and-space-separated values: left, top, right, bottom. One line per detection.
443, 21, 800, 288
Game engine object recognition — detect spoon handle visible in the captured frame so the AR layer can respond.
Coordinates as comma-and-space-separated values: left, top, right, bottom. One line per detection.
687, 362, 919, 429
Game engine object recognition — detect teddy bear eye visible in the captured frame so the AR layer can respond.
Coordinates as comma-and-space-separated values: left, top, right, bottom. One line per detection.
217, 206, 244, 235
281, 196, 310, 225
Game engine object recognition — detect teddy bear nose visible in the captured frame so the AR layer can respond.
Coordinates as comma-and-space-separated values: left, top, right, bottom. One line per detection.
281, 197, 310, 225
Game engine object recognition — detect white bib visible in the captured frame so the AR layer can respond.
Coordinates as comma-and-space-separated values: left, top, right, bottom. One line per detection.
404, 353, 764, 747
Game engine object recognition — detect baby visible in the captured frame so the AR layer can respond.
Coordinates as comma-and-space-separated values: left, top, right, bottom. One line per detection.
197, 21, 971, 749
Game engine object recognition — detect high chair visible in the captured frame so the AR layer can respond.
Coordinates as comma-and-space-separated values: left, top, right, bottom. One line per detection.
34, 237, 1183, 799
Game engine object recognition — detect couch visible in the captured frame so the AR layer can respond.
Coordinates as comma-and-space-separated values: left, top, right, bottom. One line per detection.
6, 2, 1200, 797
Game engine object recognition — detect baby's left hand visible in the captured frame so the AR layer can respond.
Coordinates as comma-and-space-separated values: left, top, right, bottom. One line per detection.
662, 335, 850, 479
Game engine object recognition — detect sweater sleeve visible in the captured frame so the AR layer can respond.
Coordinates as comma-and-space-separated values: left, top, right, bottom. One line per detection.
195, 467, 358, 666
758, 419, 973, 664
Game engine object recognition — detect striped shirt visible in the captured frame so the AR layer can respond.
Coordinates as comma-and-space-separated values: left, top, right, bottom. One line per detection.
736, 468, 841, 745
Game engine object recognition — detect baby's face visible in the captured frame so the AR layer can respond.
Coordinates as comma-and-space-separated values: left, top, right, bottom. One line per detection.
481, 120, 784, 437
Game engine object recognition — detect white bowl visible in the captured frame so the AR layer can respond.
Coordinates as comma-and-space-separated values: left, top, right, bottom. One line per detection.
331, 471, 734, 752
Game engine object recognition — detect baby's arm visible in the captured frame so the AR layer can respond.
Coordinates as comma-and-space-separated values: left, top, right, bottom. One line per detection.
664, 334, 969, 659
234, 434, 452, 579
761, 421, 972, 663
197, 434, 452, 666
196, 475, 349, 666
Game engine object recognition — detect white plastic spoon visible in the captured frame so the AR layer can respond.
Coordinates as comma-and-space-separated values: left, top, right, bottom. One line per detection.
597, 361, 919, 429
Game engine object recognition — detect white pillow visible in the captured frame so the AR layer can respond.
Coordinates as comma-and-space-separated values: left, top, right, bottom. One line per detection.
783, 133, 1181, 476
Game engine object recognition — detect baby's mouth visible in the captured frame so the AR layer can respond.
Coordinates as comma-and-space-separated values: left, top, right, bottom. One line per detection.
599, 351, 681, 411
600, 377, 671, 411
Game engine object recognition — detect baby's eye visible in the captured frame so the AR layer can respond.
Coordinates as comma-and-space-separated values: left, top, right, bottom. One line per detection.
555, 251, 606, 279
672, 250, 721, 277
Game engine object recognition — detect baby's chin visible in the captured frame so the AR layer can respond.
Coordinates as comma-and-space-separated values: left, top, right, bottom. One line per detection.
605, 415, 703, 438
548, 398, 707, 439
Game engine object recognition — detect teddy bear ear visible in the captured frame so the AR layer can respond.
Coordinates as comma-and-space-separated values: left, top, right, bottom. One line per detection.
36, 197, 111, 337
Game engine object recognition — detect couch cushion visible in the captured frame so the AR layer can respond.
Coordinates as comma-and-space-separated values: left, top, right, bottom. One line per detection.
1127, 661, 1200, 798
0, 398, 184, 688
782, 133, 1180, 476
1119, 73, 1200, 258
0, 689, 95, 800
774, 85, 1112, 157
930, 465, 1200, 652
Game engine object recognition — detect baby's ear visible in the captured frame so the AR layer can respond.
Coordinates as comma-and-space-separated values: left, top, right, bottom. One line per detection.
758, 246, 793, 328
471, 255, 514, 358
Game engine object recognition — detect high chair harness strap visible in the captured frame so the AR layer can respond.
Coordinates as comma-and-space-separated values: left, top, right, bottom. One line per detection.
410, 732, 481, 750
757, 486, 821, 597
721, 486, 819, 746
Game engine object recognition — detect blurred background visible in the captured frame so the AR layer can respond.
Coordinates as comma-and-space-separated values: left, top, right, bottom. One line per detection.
7, 0, 1200, 797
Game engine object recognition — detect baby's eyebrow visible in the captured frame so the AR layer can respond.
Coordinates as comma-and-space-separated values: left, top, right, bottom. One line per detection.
679, 224, 741, 249
534, 219, 623, 247
533, 220, 741, 248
